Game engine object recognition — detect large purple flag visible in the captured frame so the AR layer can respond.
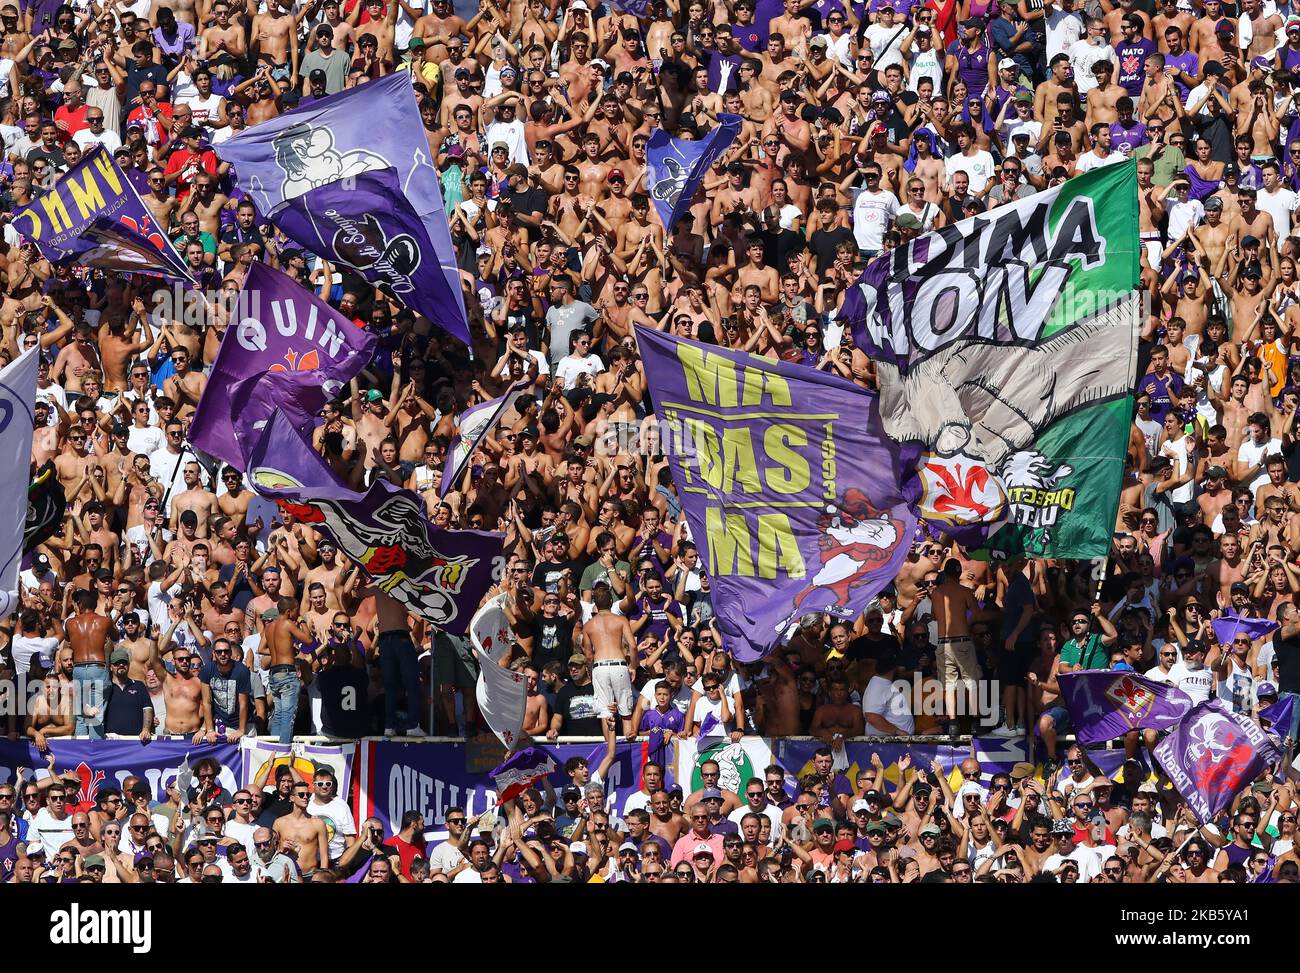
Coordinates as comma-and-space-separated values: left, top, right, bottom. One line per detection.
1154, 698, 1281, 823
12, 145, 193, 281
1211, 613, 1279, 648
635, 326, 919, 662
1057, 670, 1193, 744
441, 381, 529, 497
188, 261, 376, 469
1260, 695, 1296, 736
245, 410, 503, 632
215, 73, 470, 346
646, 113, 741, 233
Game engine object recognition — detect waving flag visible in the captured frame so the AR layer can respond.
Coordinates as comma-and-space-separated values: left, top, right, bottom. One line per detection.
1154, 698, 1281, 823
470, 593, 527, 748
1260, 695, 1296, 736
189, 261, 376, 469
636, 326, 918, 662
215, 73, 470, 345
245, 410, 502, 632
1058, 670, 1193, 744
0, 348, 39, 618
843, 161, 1140, 559
646, 113, 741, 233
489, 748, 556, 804
442, 381, 529, 497
12, 145, 192, 281
1211, 613, 1279, 647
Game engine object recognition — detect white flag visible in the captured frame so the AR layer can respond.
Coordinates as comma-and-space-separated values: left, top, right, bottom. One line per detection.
470, 594, 527, 748
0, 347, 40, 618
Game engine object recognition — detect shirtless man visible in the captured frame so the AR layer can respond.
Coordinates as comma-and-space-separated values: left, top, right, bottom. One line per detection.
809, 675, 865, 747
1206, 531, 1248, 607
198, 1, 247, 66
168, 462, 218, 537
99, 303, 154, 392
647, 789, 687, 847
66, 589, 113, 739
351, 380, 396, 471
930, 558, 981, 733
55, 423, 100, 508
163, 348, 206, 421
252, 0, 300, 87
581, 586, 636, 736
274, 778, 330, 875
202, 582, 244, 639
161, 645, 206, 736
184, 176, 229, 241
263, 598, 311, 743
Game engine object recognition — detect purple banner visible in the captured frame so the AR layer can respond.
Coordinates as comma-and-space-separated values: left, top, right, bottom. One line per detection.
646, 113, 741, 233
12, 145, 193, 280
246, 410, 503, 632
636, 326, 919, 661
215, 73, 470, 345
775, 737, 1033, 795
442, 381, 528, 497
1154, 699, 1281, 823
357, 740, 654, 838
189, 261, 377, 469
1210, 613, 1279, 647
1058, 670, 1193, 744
0, 739, 241, 808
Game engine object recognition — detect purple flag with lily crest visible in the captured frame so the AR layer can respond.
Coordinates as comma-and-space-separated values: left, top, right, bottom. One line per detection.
214, 72, 470, 345
1057, 670, 1194, 744
1154, 698, 1281, 823
635, 326, 919, 662
490, 748, 557, 804
12, 145, 193, 281
646, 113, 742, 233
1210, 613, 1279, 648
244, 410, 503, 633
188, 261, 376, 470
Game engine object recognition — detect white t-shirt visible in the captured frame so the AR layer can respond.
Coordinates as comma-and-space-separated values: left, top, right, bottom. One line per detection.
1045, 8, 1085, 61
28, 808, 75, 858
1170, 662, 1214, 704
1237, 436, 1283, 496
72, 128, 122, 154
852, 189, 899, 252
1076, 149, 1126, 173
907, 46, 943, 93
637, 680, 693, 715
1143, 665, 1176, 685
861, 674, 914, 735
865, 22, 907, 70
1257, 186, 1297, 248
180, 93, 225, 128
727, 800, 782, 835
427, 839, 466, 874
945, 150, 997, 194
1068, 39, 1116, 94
1043, 844, 1102, 882
553, 353, 605, 391
307, 795, 357, 862
10, 635, 58, 674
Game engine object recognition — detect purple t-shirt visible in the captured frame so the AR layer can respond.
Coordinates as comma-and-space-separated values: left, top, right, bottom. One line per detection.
947, 41, 993, 96
1166, 50, 1199, 100
733, 24, 764, 52
629, 594, 683, 643
638, 705, 685, 734
1110, 119, 1148, 155
1115, 39, 1155, 97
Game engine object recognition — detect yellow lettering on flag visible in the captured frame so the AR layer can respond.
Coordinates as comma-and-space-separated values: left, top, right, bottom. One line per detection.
678, 344, 737, 406
38, 193, 71, 235
756, 514, 804, 579
91, 150, 123, 195
763, 424, 810, 494
67, 169, 107, 220
705, 507, 754, 577
741, 366, 791, 406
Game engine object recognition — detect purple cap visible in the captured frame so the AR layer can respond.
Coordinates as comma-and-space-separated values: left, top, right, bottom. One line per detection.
1252, 55, 1273, 71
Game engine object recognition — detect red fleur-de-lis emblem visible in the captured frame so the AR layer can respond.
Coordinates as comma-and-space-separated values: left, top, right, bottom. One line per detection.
120, 215, 168, 252
70, 762, 105, 813
923, 462, 993, 517
268, 349, 321, 373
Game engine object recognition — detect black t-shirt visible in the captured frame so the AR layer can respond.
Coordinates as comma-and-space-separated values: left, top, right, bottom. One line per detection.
810, 226, 855, 274
554, 679, 603, 735
318, 665, 371, 738
103, 678, 151, 735
530, 615, 573, 671
1274, 631, 1300, 694
532, 559, 578, 594
254, 794, 293, 829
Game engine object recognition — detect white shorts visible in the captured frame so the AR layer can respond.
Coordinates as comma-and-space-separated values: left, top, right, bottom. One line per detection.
592, 661, 634, 718
1141, 239, 1162, 272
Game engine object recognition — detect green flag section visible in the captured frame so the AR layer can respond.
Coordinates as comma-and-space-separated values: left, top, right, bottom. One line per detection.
844, 161, 1141, 559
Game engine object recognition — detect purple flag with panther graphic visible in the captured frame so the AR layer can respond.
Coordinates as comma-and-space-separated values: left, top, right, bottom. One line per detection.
1058, 670, 1193, 744
1154, 699, 1281, 823
243, 410, 503, 632
215, 73, 470, 345
646, 113, 741, 232
188, 261, 376, 470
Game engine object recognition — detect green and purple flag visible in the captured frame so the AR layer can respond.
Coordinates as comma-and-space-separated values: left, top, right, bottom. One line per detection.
215, 73, 470, 346
636, 326, 919, 662
1154, 699, 1281, 823
1058, 670, 1193, 744
12, 145, 193, 281
842, 161, 1140, 559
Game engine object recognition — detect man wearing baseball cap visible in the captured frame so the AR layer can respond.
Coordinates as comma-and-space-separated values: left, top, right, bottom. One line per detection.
102, 648, 153, 741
